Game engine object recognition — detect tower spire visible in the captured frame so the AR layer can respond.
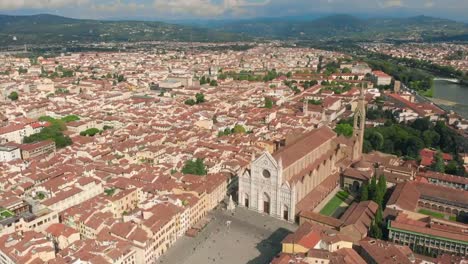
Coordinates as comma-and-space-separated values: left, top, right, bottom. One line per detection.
352, 82, 366, 161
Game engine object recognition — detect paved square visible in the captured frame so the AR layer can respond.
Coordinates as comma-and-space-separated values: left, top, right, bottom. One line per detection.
158, 207, 298, 264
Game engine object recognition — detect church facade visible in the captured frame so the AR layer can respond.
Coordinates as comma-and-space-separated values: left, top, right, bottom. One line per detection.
238, 88, 366, 222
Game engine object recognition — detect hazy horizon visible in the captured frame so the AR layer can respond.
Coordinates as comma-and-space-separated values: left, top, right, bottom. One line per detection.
0, 0, 467, 23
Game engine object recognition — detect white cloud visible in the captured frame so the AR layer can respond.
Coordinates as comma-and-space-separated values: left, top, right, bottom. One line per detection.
0, 0, 90, 10
92, 0, 145, 13
152, 0, 270, 17
0, 0, 467, 20
424, 0, 434, 8
381, 0, 403, 7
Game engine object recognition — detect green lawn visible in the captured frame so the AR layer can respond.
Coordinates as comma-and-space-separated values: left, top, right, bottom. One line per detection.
320, 191, 349, 216
418, 209, 445, 219
0, 210, 14, 219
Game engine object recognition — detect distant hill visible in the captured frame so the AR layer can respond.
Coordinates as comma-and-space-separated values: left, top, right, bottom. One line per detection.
0, 14, 467, 46
0, 14, 251, 45
211, 14, 468, 41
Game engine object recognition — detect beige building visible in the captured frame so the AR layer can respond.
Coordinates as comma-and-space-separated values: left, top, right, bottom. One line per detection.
0, 231, 55, 264
42, 178, 103, 213
371, 70, 392, 86
20, 139, 56, 160
66, 120, 98, 134
0, 208, 59, 236
0, 124, 34, 144
103, 188, 139, 218
140, 203, 181, 263
0, 145, 21, 162
45, 223, 80, 250
205, 173, 228, 211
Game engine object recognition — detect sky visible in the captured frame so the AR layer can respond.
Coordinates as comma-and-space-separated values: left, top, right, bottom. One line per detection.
0, 0, 467, 21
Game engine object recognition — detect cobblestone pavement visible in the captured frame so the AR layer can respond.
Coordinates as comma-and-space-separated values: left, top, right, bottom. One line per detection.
157, 207, 297, 264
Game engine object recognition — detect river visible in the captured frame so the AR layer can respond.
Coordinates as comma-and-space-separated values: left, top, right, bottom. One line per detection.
433, 80, 468, 119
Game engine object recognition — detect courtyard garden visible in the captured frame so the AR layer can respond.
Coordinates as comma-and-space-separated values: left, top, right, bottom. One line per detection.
320, 190, 350, 217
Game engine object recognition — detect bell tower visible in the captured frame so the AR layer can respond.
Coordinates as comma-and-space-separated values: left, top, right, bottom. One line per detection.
352, 84, 366, 161
303, 98, 308, 115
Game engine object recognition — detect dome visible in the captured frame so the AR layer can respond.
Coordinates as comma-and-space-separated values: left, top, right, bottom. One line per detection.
353, 160, 373, 171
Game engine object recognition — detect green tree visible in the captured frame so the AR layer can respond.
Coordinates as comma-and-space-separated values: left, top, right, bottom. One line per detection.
369, 176, 377, 201
232, 125, 246, 134
181, 158, 207, 176
363, 141, 373, 153
369, 221, 383, 239
334, 123, 353, 138
431, 151, 445, 173
62, 69, 74, 77
18, 67, 28, 74
8, 91, 18, 101
195, 93, 205, 104
376, 175, 387, 207
422, 130, 440, 147
200, 76, 207, 85
61, 115, 80, 123
23, 120, 72, 149
80, 128, 101, 137
405, 136, 425, 158
367, 131, 384, 150
117, 74, 125, 83
411, 118, 431, 131
54, 135, 73, 148
265, 97, 274, 109
445, 161, 458, 175
375, 207, 383, 225
360, 183, 369, 201
209, 80, 218, 86
185, 99, 196, 106
223, 128, 232, 136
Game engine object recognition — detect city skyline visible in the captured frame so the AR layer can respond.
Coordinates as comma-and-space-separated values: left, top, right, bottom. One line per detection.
0, 0, 467, 263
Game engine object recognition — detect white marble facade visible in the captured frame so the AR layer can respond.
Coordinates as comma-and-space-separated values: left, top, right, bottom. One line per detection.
239, 153, 295, 221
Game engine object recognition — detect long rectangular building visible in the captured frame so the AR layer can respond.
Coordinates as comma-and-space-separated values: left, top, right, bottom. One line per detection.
388, 214, 468, 257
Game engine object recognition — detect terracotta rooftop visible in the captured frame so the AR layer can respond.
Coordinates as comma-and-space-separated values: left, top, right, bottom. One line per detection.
386, 182, 420, 212
273, 126, 336, 169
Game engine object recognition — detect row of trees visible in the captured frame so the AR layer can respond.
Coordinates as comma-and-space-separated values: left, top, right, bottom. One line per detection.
199, 76, 218, 86
218, 69, 290, 83
360, 175, 387, 239
364, 53, 434, 92
217, 125, 247, 137
39, 66, 75, 79
364, 117, 467, 176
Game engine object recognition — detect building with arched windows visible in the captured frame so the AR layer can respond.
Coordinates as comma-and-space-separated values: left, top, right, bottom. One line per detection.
238, 87, 366, 222
239, 126, 352, 222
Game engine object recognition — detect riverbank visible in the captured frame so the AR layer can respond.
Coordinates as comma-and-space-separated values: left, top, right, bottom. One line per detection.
427, 80, 468, 119
427, 97, 457, 106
